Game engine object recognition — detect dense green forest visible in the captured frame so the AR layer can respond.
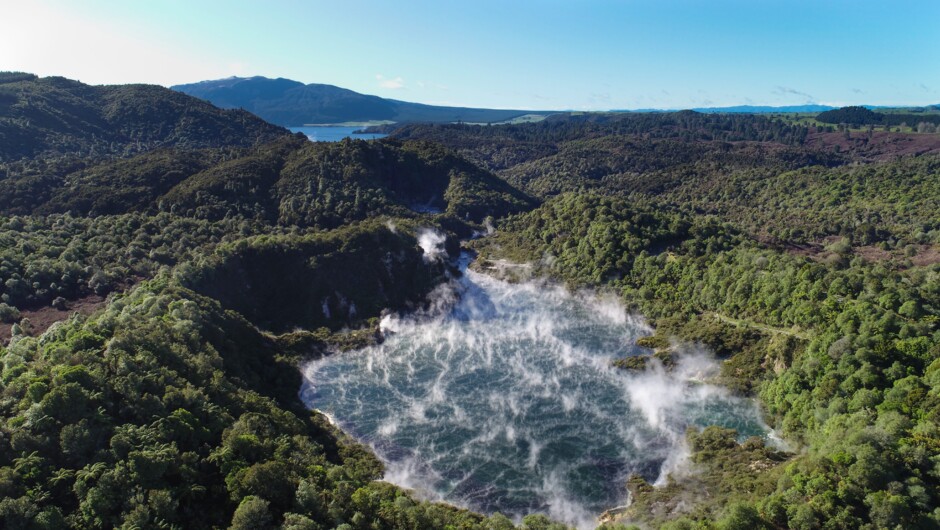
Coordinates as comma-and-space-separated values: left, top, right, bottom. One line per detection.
475, 191, 940, 528
816, 106, 940, 130
0, 73, 286, 162
0, 213, 272, 311
385, 113, 811, 170
2, 73, 940, 529
386, 118, 940, 245
0, 108, 534, 225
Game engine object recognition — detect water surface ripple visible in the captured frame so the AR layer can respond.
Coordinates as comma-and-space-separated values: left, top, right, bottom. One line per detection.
301, 265, 768, 528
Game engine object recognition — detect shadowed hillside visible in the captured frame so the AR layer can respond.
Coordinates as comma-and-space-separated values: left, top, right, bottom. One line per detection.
1, 134, 536, 225
0, 72, 287, 162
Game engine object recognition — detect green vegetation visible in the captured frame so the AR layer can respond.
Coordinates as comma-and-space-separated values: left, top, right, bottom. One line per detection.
817, 106, 940, 131
0, 74, 286, 163
1, 133, 534, 227
477, 192, 940, 528
0, 247, 521, 529
389, 112, 810, 172
645, 155, 940, 245
394, 115, 940, 246
620, 427, 789, 526
0, 213, 273, 311
498, 137, 840, 201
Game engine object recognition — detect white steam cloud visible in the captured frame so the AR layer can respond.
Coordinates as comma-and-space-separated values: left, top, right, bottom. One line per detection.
301, 258, 769, 529
418, 228, 447, 262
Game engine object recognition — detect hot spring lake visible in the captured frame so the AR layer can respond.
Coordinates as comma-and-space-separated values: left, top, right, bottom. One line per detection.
300, 263, 770, 528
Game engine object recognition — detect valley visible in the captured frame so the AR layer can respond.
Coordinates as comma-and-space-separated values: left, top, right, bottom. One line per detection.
0, 70, 938, 530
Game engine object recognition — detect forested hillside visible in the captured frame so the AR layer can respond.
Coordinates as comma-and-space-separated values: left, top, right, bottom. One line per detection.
386, 112, 810, 169
0, 76, 565, 529
473, 163, 940, 527
0, 135, 533, 226
0, 222, 537, 529
817, 106, 940, 129
388, 115, 940, 247
0, 73, 287, 162
0, 76, 534, 229
0, 77, 533, 225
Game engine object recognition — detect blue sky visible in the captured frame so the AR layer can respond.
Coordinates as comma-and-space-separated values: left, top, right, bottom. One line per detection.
2, 0, 938, 110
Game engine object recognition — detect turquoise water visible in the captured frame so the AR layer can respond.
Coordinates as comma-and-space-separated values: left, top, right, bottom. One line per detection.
301, 265, 768, 528
289, 126, 388, 142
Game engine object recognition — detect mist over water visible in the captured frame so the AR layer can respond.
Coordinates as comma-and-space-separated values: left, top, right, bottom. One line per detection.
300, 263, 768, 528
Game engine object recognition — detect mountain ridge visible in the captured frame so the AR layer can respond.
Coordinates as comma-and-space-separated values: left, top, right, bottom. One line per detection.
172, 76, 556, 126
0, 72, 288, 162
173, 75, 940, 125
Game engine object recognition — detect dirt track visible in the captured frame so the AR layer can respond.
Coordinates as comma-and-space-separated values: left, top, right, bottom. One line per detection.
0, 294, 107, 346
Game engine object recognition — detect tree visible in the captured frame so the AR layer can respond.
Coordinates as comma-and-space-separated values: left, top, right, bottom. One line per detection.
230, 496, 272, 530
718, 503, 769, 530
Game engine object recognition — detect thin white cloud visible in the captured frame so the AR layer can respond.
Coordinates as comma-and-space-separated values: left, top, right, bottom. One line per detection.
773, 85, 816, 102
376, 74, 405, 89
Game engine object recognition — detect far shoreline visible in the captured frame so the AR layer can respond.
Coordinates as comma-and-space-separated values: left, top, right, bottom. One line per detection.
301, 120, 396, 127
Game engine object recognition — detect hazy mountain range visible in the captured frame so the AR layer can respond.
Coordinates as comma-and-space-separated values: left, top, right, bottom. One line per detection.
172, 76, 940, 126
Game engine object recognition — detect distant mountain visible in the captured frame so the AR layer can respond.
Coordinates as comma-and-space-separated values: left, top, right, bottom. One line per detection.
610, 104, 837, 114
692, 104, 835, 114
0, 72, 287, 162
689, 104, 940, 114
172, 76, 554, 126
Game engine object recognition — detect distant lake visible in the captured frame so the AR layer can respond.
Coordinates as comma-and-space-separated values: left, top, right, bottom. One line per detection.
289, 126, 387, 142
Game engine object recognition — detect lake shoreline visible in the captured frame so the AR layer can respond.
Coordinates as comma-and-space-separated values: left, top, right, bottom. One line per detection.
290, 125, 389, 142
299, 251, 772, 529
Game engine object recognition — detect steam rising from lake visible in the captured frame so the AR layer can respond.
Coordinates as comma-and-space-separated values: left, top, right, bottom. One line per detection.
301, 263, 768, 528
417, 228, 447, 262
